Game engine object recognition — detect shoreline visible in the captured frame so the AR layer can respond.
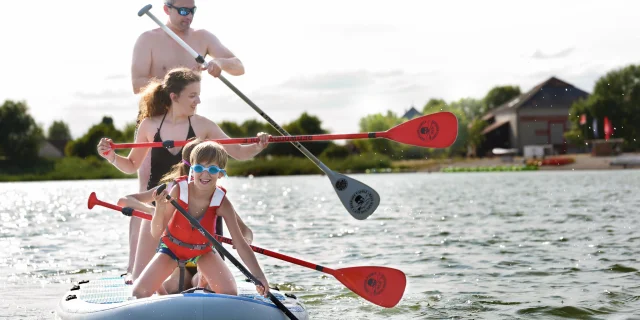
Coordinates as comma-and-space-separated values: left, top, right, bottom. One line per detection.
419, 152, 640, 172
1, 153, 638, 182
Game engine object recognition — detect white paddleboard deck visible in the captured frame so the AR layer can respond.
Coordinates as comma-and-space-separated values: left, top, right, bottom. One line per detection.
55, 276, 308, 320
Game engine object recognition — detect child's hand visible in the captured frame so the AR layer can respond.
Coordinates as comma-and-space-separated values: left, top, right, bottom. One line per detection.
256, 277, 270, 298
152, 186, 169, 206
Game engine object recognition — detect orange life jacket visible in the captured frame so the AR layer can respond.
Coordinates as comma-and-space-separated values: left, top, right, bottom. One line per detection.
160, 176, 226, 261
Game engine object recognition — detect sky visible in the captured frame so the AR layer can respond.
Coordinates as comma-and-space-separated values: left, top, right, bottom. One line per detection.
1, 0, 639, 139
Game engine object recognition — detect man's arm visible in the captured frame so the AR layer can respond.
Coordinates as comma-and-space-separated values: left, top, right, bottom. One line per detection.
203, 30, 245, 76
131, 32, 153, 94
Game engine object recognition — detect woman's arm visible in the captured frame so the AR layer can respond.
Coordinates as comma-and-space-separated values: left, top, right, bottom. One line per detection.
198, 116, 268, 161
97, 118, 153, 174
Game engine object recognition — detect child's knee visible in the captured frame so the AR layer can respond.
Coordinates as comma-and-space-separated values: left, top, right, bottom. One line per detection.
132, 283, 153, 298
218, 282, 238, 296
191, 273, 200, 287
218, 287, 237, 296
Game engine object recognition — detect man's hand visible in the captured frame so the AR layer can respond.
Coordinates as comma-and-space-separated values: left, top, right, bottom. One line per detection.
202, 60, 222, 78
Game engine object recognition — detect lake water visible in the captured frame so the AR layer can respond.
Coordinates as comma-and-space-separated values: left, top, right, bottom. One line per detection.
1, 170, 639, 319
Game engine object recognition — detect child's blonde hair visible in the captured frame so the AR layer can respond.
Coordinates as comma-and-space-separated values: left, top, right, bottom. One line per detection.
190, 141, 229, 169
159, 138, 203, 185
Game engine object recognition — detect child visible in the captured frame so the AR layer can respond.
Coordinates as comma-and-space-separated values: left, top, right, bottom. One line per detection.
132, 141, 269, 298
117, 139, 254, 293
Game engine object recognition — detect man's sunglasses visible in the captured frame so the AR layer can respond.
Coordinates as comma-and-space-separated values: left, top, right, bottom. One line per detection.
192, 164, 227, 177
166, 3, 197, 16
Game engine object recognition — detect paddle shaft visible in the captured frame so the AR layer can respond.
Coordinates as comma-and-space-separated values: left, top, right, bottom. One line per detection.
88, 196, 150, 221
139, 8, 330, 174
101, 200, 335, 275
110, 132, 387, 149
158, 189, 298, 320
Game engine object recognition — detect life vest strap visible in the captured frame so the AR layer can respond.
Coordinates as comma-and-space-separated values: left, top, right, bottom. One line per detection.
165, 228, 211, 250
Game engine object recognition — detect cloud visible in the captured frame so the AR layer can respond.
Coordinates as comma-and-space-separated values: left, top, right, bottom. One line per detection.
73, 90, 133, 100
281, 70, 375, 91
531, 47, 575, 60
278, 69, 419, 93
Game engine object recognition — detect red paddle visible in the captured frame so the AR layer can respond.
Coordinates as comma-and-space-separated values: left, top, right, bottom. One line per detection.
88, 192, 407, 308
108, 111, 458, 151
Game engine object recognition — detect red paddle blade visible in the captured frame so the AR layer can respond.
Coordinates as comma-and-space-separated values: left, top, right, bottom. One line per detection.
385, 111, 458, 148
332, 266, 406, 308
88, 192, 98, 209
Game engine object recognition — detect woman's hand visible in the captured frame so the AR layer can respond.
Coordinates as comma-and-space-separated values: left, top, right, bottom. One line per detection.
97, 138, 115, 162
256, 132, 270, 150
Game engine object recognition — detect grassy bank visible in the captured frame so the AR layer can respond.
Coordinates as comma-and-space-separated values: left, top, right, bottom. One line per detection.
0, 153, 404, 182
0, 157, 130, 182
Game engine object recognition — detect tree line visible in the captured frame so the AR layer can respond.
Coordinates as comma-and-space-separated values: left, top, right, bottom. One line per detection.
1, 63, 638, 166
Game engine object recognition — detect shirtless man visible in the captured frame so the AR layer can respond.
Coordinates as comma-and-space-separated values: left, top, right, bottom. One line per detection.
124, 0, 257, 284
131, 0, 244, 94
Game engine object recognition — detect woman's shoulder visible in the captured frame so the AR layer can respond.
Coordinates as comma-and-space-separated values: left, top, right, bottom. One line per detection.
190, 115, 224, 139
190, 114, 217, 127
138, 116, 162, 131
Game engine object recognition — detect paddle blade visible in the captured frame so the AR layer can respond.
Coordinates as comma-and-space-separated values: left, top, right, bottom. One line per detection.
88, 192, 97, 209
332, 266, 406, 308
385, 111, 458, 148
328, 172, 380, 220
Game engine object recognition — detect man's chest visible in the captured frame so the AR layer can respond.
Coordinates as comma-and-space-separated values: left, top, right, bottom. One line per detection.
150, 38, 208, 74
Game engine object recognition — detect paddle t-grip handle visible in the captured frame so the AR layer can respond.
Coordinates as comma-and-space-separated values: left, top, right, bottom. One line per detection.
138, 4, 152, 16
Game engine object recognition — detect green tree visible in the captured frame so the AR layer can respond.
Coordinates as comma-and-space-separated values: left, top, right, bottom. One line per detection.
47, 120, 72, 141
242, 119, 273, 137
320, 143, 350, 159
65, 116, 124, 158
267, 112, 330, 157
564, 97, 591, 145
354, 111, 403, 156
483, 85, 521, 114
422, 98, 447, 114
122, 122, 137, 142
449, 98, 485, 120
219, 121, 246, 138
566, 64, 640, 150
0, 100, 45, 163
467, 118, 488, 155
442, 106, 469, 157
